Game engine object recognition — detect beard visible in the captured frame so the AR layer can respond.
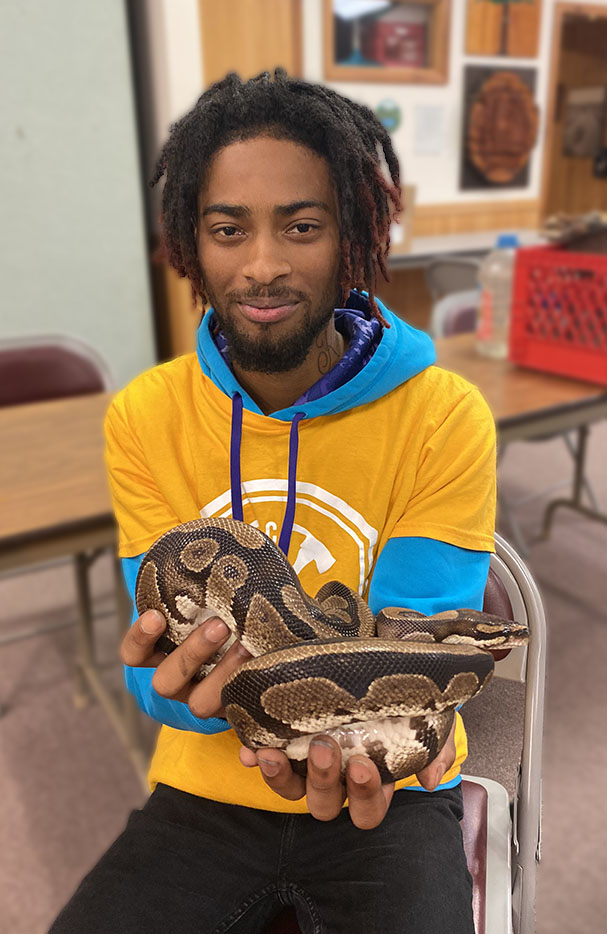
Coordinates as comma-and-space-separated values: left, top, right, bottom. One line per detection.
205, 278, 342, 375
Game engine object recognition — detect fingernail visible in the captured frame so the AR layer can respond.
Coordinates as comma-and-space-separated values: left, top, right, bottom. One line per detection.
204, 619, 229, 643
349, 759, 371, 784
309, 739, 334, 770
141, 611, 164, 634
258, 757, 280, 778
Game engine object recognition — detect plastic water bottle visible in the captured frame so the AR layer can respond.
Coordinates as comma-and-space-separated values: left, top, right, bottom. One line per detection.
476, 233, 519, 359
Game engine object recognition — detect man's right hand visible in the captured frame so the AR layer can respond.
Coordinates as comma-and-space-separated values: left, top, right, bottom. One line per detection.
120, 610, 252, 719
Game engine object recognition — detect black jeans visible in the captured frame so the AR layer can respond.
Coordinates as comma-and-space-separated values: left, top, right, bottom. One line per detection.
50, 783, 474, 934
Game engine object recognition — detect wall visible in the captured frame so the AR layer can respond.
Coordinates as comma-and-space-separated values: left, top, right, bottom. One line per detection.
146, 0, 607, 210
304, 0, 607, 206
0, 0, 156, 390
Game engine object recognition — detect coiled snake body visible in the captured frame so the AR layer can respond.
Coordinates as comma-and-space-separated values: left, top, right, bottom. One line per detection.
136, 518, 528, 782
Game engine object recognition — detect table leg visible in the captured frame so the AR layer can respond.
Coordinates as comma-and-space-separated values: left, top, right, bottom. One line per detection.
73, 551, 94, 709
541, 425, 607, 538
72, 548, 149, 789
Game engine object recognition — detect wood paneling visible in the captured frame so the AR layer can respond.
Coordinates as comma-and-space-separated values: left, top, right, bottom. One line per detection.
411, 199, 541, 236
541, 6, 607, 219
466, 0, 542, 57
153, 262, 201, 361
506, 1, 542, 57
375, 268, 432, 331
199, 0, 302, 85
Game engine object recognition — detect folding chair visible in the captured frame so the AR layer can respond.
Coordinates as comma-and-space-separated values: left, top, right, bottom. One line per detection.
430, 288, 479, 339
424, 257, 481, 303
266, 533, 546, 934
461, 532, 546, 934
0, 333, 114, 407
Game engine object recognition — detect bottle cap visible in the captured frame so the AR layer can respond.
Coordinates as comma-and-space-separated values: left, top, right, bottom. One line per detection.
496, 233, 519, 248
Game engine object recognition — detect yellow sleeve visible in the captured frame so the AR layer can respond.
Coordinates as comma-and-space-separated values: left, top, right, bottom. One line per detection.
104, 393, 181, 557
393, 385, 496, 552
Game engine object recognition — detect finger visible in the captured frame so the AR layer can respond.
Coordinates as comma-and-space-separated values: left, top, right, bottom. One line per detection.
305, 737, 346, 822
151, 617, 230, 699
254, 749, 306, 801
187, 637, 252, 719
416, 761, 447, 792
120, 611, 167, 667
416, 718, 457, 791
239, 746, 259, 768
345, 757, 394, 830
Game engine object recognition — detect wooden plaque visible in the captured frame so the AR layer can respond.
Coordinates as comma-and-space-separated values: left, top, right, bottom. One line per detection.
467, 71, 539, 184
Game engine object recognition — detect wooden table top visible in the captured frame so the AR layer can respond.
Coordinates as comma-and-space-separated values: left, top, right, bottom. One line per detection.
434, 333, 607, 430
0, 392, 113, 544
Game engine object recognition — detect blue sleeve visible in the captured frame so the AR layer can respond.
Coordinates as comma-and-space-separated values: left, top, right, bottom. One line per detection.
121, 555, 230, 735
367, 536, 491, 616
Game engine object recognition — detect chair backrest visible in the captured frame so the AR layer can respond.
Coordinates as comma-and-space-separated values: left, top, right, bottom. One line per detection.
0, 335, 114, 407
430, 288, 479, 339
486, 534, 546, 934
425, 257, 481, 302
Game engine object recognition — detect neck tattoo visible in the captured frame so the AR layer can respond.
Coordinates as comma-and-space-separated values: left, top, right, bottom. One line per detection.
316, 330, 344, 376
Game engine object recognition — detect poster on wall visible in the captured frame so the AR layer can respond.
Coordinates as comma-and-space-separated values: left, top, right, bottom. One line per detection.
460, 66, 539, 190
466, 0, 542, 58
562, 86, 607, 158
324, 0, 450, 83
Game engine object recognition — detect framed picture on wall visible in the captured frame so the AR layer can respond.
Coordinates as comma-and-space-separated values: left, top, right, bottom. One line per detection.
465, 0, 542, 58
562, 86, 607, 158
460, 66, 539, 190
324, 0, 451, 84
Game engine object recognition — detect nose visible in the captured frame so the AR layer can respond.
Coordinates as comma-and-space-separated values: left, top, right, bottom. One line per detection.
241, 233, 291, 285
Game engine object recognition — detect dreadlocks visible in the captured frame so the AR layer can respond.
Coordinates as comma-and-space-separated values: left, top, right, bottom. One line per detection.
152, 69, 402, 326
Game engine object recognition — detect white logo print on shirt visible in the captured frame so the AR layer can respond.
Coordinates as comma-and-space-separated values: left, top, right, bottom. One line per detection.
200, 479, 378, 594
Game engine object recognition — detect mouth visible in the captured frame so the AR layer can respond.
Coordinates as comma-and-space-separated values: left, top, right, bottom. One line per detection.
236, 300, 300, 324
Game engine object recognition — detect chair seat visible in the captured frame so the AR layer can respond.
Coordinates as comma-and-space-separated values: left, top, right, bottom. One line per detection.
461, 779, 488, 934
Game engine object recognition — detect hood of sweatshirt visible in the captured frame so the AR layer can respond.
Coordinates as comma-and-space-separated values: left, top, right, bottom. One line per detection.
195, 292, 436, 554
196, 291, 435, 422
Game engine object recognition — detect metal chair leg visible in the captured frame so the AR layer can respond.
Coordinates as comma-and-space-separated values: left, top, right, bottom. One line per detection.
73, 551, 95, 709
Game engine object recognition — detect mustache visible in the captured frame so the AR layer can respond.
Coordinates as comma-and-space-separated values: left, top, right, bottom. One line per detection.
226, 286, 308, 304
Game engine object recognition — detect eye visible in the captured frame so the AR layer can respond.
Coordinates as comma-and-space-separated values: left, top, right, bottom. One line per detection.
289, 222, 319, 235
214, 225, 242, 238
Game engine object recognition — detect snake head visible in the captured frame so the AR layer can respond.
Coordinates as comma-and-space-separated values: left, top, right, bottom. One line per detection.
376, 607, 529, 649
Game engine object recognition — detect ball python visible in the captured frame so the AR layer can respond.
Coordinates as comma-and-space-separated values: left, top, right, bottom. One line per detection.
135, 517, 529, 783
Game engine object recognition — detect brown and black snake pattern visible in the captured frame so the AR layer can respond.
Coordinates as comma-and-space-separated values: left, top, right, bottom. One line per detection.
136, 518, 529, 782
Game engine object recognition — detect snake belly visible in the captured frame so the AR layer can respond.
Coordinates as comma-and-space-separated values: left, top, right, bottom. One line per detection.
136, 517, 527, 783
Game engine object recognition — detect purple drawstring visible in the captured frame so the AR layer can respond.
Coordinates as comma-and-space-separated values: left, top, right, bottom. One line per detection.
277, 411, 306, 556
229, 393, 305, 557
230, 392, 244, 521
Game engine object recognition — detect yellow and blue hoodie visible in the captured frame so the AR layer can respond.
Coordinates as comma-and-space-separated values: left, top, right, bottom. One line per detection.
105, 293, 496, 811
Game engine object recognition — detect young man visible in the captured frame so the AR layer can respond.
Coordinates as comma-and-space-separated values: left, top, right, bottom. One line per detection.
52, 70, 495, 933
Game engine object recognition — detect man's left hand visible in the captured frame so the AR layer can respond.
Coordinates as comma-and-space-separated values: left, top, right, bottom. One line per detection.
239, 714, 457, 827
239, 738, 394, 830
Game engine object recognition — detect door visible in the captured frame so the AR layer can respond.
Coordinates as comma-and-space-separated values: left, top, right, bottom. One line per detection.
541, 3, 607, 219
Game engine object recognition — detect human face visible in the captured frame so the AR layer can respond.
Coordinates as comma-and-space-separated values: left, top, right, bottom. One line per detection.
197, 135, 341, 374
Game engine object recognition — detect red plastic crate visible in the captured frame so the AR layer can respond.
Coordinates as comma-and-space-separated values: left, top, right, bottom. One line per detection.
509, 244, 607, 386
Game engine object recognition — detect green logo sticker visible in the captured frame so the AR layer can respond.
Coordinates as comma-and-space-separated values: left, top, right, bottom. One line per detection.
375, 99, 401, 134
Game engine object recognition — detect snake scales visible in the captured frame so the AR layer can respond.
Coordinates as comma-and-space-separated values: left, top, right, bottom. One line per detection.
135, 517, 529, 783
